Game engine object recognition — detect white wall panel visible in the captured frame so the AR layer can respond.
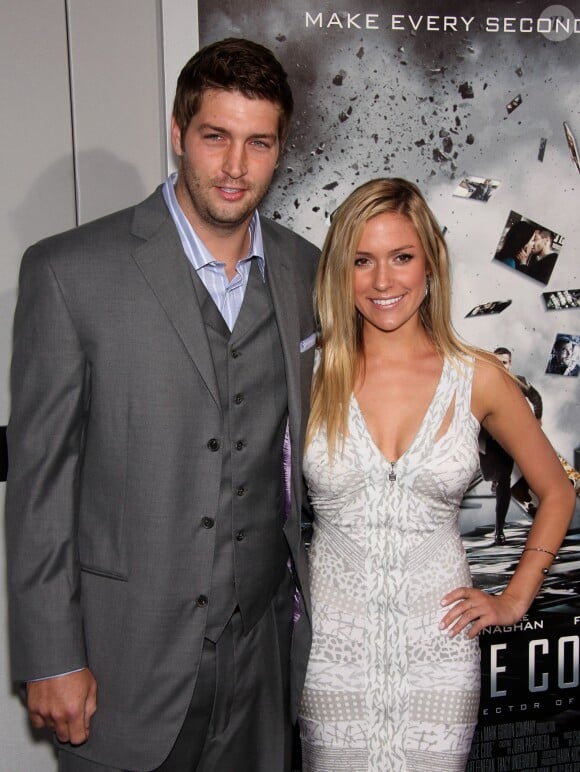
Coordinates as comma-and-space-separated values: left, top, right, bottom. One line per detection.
161, 0, 199, 171
1, 1, 176, 768
67, 0, 166, 223
1, 1, 75, 766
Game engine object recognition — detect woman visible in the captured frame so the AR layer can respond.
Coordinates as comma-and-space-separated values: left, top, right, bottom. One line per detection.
298, 179, 575, 771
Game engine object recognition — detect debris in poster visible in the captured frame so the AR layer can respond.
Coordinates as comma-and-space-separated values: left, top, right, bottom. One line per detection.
466, 300, 512, 318
538, 137, 547, 162
459, 81, 474, 99
542, 289, 580, 311
563, 121, 580, 174
506, 94, 522, 114
453, 175, 500, 202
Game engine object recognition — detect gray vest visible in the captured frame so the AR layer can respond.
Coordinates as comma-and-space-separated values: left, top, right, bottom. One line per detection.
191, 260, 289, 641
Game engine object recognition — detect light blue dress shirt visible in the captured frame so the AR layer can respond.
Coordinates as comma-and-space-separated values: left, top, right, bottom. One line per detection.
162, 172, 266, 330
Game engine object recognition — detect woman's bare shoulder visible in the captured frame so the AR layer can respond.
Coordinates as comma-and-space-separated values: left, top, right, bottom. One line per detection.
471, 352, 517, 421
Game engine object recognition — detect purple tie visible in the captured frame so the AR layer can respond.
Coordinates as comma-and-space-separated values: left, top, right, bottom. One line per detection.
283, 420, 302, 622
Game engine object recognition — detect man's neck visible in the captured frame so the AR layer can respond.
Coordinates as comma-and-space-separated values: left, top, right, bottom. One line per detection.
197, 221, 253, 280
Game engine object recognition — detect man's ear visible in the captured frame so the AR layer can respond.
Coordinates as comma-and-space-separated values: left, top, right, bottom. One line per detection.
170, 116, 183, 156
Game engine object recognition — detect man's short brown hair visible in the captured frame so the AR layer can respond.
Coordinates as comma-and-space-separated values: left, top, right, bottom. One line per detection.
173, 38, 294, 146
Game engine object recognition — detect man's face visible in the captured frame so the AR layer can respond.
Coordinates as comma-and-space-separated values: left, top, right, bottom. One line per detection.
496, 353, 512, 371
532, 231, 550, 256
557, 342, 574, 365
171, 89, 282, 234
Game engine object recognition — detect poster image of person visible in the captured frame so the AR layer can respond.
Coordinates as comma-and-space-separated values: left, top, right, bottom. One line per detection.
546, 334, 580, 376
453, 174, 500, 202
493, 211, 563, 284
465, 299, 512, 317
493, 214, 536, 271
478, 347, 543, 544
520, 227, 561, 285
542, 288, 580, 310
510, 474, 539, 516
512, 453, 580, 516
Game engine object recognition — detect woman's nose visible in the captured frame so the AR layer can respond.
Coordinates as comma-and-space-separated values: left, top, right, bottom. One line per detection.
373, 262, 393, 290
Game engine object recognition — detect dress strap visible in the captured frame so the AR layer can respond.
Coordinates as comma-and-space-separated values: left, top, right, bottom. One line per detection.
449, 356, 475, 418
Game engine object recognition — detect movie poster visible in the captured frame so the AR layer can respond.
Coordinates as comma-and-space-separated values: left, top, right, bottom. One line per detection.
198, 2, 580, 767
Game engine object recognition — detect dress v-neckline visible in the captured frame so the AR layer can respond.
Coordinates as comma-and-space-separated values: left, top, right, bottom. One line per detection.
353, 357, 450, 467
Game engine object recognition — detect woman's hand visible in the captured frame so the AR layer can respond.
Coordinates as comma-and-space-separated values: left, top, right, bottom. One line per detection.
515, 245, 530, 266
439, 587, 527, 639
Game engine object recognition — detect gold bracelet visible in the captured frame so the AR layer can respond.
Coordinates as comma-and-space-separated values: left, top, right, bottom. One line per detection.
522, 546, 558, 559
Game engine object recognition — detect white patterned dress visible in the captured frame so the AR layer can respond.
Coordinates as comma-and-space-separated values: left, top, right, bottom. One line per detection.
299, 357, 481, 771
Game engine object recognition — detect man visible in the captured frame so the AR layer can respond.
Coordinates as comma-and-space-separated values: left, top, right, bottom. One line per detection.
6, 38, 319, 772
478, 347, 543, 543
471, 178, 493, 201
518, 228, 558, 285
547, 335, 580, 376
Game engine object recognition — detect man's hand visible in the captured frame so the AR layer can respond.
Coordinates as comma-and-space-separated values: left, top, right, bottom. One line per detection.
27, 669, 97, 745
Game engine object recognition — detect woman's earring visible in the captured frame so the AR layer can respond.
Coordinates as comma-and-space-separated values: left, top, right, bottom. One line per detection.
424, 275, 431, 299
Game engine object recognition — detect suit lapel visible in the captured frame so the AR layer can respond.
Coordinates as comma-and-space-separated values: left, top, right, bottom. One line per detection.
264, 229, 302, 453
131, 191, 220, 407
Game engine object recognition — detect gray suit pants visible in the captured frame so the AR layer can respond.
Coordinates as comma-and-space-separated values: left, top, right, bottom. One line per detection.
59, 572, 294, 772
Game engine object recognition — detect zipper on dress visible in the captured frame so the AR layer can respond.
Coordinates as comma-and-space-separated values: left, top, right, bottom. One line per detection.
388, 462, 397, 481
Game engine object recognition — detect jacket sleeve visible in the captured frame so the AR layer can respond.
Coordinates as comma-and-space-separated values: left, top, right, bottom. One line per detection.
5, 244, 88, 681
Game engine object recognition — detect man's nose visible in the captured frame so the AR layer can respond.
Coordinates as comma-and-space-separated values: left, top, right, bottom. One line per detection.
222, 143, 247, 178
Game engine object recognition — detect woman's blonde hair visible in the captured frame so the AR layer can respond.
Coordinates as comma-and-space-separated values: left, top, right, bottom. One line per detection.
307, 177, 482, 455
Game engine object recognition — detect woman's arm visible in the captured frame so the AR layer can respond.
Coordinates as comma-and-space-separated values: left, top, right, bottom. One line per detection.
440, 357, 576, 639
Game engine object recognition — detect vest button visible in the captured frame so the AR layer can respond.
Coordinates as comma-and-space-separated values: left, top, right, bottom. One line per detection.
235, 440, 245, 451
234, 393, 244, 405
236, 486, 246, 497
196, 595, 208, 607
236, 530, 245, 541
207, 438, 220, 451
201, 517, 214, 529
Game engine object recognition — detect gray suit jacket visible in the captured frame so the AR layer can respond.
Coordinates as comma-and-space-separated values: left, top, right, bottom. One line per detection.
5, 187, 319, 769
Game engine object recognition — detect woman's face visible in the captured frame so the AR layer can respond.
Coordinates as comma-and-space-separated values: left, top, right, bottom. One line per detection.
523, 235, 536, 257
515, 234, 536, 265
353, 212, 429, 338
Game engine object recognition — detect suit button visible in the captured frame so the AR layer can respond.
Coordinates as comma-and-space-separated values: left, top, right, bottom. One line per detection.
231, 349, 240, 359
196, 595, 208, 607
207, 438, 220, 451
201, 517, 214, 529
236, 486, 246, 497
235, 440, 245, 451
234, 393, 244, 405
236, 530, 245, 541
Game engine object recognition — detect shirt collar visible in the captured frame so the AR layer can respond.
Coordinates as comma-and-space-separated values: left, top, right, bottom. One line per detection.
162, 172, 266, 278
